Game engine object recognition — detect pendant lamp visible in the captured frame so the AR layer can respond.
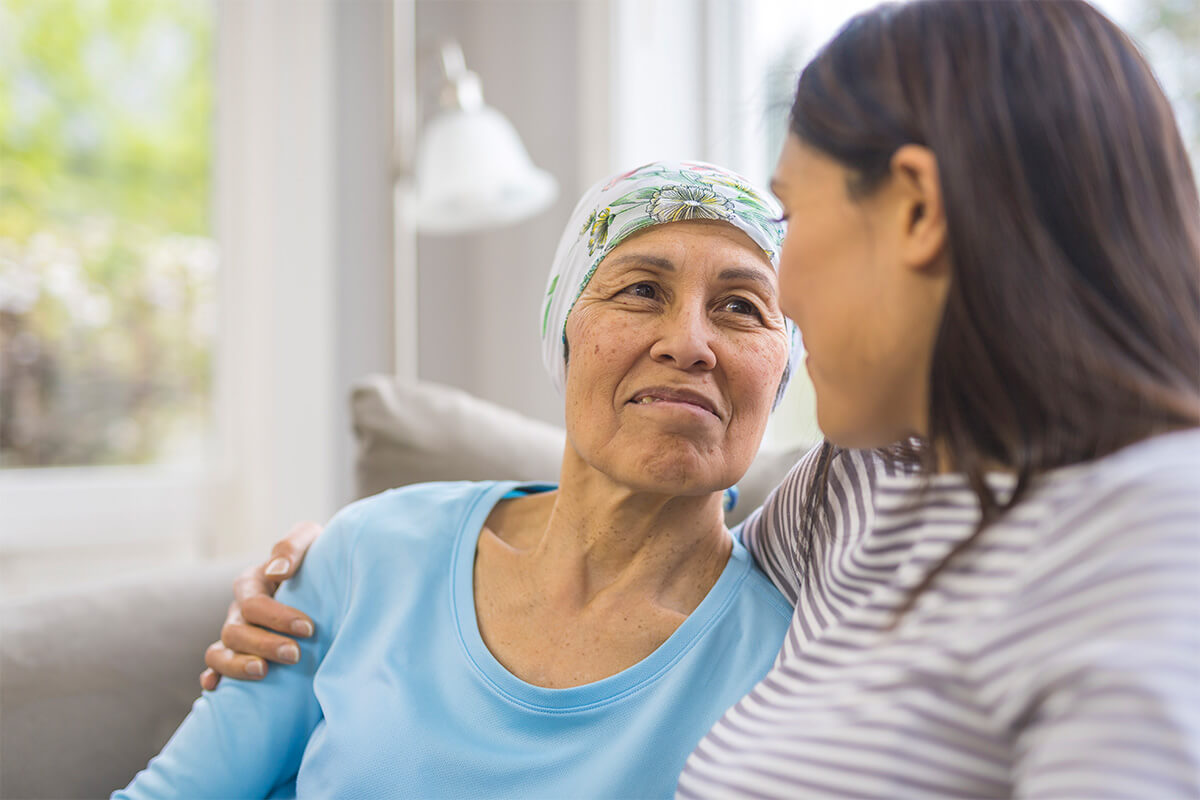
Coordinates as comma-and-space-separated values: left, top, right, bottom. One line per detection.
414, 41, 557, 234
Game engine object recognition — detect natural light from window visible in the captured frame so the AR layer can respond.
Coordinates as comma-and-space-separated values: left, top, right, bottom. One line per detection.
0, 0, 215, 470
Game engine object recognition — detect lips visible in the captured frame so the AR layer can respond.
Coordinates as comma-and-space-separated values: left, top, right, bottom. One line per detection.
628, 386, 721, 420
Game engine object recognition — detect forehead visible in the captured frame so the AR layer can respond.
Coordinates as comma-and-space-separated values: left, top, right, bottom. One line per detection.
595, 220, 772, 277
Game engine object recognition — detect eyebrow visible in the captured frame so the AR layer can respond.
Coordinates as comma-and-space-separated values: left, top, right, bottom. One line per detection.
603, 254, 774, 292
602, 254, 675, 272
718, 267, 776, 293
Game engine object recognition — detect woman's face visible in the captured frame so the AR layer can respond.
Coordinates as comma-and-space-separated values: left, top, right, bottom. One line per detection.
562, 220, 790, 496
770, 135, 950, 449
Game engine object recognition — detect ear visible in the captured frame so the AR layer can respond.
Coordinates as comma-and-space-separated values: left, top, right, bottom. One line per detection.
889, 144, 948, 274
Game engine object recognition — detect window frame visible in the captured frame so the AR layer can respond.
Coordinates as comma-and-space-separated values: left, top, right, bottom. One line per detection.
0, 0, 372, 563
0, 0, 227, 556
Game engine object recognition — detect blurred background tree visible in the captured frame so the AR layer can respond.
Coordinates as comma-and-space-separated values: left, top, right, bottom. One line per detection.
0, 0, 215, 468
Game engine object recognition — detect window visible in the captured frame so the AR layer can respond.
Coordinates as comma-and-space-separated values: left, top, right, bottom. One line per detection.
0, 0, 219, 592
1, 0, 387, 598
0, 0, 217, 470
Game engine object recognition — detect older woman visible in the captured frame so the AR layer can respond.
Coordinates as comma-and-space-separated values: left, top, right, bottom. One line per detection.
211, 1, 1200, 798
115, 161, 802, 799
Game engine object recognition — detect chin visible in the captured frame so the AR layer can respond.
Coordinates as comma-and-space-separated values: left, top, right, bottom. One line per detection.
620, 441, 739, 497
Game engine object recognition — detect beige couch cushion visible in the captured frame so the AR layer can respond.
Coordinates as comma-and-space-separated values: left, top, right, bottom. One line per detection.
0, 561, 239, 799
352, 375, 567, 495
351, 376, 810, 527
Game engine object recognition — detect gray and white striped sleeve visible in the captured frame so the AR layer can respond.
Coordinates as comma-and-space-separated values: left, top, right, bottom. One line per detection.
1005, 473, 1200, 798
740, 444, 881, 605
738, 443, 825, 604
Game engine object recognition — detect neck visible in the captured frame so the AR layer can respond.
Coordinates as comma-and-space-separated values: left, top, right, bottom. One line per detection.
508, 446, 733, 613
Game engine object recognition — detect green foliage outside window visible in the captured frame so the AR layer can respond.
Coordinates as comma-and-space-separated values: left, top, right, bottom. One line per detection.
0, 0, 214, 468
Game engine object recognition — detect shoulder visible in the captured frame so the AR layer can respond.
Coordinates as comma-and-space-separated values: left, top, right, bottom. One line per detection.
740, 443, 889, 600
355, 479, 507, 514
738, 577, 794, 641
991, 431, 1200, 759
721, 537, 795, 629
344, 479, 507, 525
1015, 429, 1200, 607
318, 480, 512, 558
684, 540, 792, 679
288, 481, 512, 609
1033, 429, 1200, 552
754, 443, 888, 528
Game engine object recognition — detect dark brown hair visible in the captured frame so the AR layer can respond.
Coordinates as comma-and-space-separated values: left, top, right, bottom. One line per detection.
790, 0, 1200, 609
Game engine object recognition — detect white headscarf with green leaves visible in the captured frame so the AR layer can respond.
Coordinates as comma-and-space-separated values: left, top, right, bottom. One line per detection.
540, 160, 801, 404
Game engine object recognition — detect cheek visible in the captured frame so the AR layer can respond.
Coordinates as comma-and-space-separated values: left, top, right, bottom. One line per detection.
727, 336, 789, 420
778, 222, 846, 325
563, 312, 642, 407
780, 225, 879, 353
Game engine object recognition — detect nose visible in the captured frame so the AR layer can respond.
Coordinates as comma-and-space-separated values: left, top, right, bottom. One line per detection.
649, 304, 717, 371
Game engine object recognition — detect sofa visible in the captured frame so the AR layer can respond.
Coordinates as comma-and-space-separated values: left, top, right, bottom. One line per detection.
0, 377, 807, 799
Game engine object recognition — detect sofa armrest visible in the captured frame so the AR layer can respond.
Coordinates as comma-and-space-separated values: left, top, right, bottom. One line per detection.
0, 560, 242, 800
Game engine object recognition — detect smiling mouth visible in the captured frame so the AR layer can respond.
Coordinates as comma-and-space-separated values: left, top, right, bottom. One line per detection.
628, 389, 721, 420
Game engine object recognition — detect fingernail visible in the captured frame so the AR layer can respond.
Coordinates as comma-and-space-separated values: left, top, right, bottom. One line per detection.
246, 659, 265, 677
264, 557, 290, 577
277, 643, 301, 664
290, 619, 314, 637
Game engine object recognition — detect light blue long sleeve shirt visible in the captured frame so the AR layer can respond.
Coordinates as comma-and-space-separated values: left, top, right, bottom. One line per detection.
116, 481, 792, 799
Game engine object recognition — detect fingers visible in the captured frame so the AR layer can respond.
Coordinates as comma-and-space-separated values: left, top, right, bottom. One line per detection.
205, 640, 268, 681
199, 668, 220, 692
229, 520, 322, 606
238, 594, 315, 638
206, 522, 321, 686
221, 617, 303, 665
233, 561, 277, 605
262, 521, 323, 581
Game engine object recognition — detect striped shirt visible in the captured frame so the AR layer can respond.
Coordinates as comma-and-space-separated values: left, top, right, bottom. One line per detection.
679, 428, 1200, 798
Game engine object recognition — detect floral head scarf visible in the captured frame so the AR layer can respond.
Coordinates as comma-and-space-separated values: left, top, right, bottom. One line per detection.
540, 160, 802, 406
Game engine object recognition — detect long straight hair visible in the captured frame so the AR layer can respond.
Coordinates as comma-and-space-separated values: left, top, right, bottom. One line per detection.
789, 0, 1200, 609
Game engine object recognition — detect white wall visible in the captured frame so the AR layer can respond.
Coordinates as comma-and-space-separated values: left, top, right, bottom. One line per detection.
414, 0, 585, 428
332, 1, 396, 504
211, 0, 398, 558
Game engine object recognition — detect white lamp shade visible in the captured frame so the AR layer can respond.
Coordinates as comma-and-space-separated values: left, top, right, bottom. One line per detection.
414, 106, 558, 235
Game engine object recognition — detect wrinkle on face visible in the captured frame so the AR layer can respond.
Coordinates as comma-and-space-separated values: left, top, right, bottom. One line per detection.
561, 220, 790, 497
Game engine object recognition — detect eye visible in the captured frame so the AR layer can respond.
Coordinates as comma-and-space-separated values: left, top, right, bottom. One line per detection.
719, 296, 763, 319
622, 282, 659, 300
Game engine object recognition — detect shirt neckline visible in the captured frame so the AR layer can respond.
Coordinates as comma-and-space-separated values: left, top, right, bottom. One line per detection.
450, 480, 754, 712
